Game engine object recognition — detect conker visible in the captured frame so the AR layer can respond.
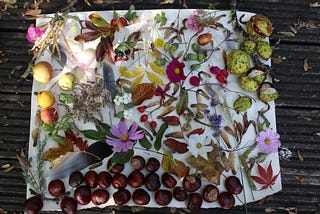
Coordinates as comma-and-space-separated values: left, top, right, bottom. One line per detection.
84, 170, 98, 188
146, 157, 160, 172
155, 189, 172, 206
128, 170, 144, 188
202, 184, 219, 202
91, 189, 109, 205
97, 171, 112, 188
60, 196, 77, 214
183, 174, 201, 192
130, 155, 145, 170
48, 179, 65, 197
69, 171, 84, 188
161, 172, 177, 188
132, 188, 151, 205
144, 172, 160, 191
23, 195, 43, 214
225, 176, 243, 195
187, 193, 203, 212
74, 185, 91, 205
107, 159, 124, 174
112, 174, 128, 189
113, 188, 131, 205
218, 191, 235, 209
173, 187, 188, 202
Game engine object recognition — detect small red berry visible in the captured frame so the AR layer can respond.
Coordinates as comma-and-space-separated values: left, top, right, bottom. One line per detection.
150, 121, 157, 128
137, 106, 145, 113
110, 19, 117, 27
140, 114, 148, 122
119, 17, 128, 26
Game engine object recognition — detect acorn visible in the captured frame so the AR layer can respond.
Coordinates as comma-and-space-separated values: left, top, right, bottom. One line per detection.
227, 50, 250, 75
238, 75, 259, 92
258, 82, 279, 102
247, 67, 266, 84
240, 40, 256, 54
233, 96, 252, 113
256, 41, 272, 60
246, 14, 273, 40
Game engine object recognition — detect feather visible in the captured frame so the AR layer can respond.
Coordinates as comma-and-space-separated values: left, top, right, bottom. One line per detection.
49, 44, 67, 67
102, 62, 116, 95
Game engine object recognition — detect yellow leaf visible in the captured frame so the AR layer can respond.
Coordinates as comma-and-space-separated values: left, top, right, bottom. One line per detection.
131, 74, 144, 89
119, 67, 145, 78
43, 138, 74, 162
146, 71, 164, 86
149, 62, 166, 76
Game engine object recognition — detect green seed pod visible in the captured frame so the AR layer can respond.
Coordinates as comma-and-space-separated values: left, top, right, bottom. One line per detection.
233, 96, 252, 113
170, 43, 179, 51
164, 43, 170, 51
187, 53, 198, 60
256, 41, 272, 60
258, 82, 279, 102
247, 67, 266, 84
227, 50, 251, 75
191, 64, 201, 71
240, 40, 256, 54
238, 75, 259, 92
197, 53, 205, 62
191, 42, 201, 53
155, 58, 166, 66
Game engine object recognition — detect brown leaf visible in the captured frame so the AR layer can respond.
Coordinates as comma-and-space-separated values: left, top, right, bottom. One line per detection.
165, 131, 184, 139
22, 9, 41, 17
309, 2, 320, 7
278, 31, 296, 37
157, 106, 175, 118
65, 130, 88, 151
221, 152, 236, 174
163, 138, 188, 154
224, 126, 238, 142
131, 83, 156, 106
43, 138, 74, 162
220, 132, 231, 149
285, 207, 298, 214
297, 150, 304, 161
295, 176, 304, 183
32, 129, 39, 147
0, 56, 8, 64
303, 58, 309, 71
170, 159, 190, 178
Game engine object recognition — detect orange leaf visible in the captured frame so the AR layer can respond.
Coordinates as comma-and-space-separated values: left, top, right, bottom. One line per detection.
131, 83, 156, 106
43, 137, 74, 162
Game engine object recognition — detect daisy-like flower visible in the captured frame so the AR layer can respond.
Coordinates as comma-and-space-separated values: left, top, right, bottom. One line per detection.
26, 26, 44, 43
166, 59, 186, 83
154, 38, 165, 48
188, 134, 213, 160
256, 128, 281, 153
106, 121, 144, 152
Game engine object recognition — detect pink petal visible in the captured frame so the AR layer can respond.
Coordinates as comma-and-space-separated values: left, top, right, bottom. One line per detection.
128, 122, 138, 136
110, 125, 122, 138
118, 121, 128, 136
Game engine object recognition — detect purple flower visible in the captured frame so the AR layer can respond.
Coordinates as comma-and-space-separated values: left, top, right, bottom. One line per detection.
204, 111, 222, 137
256, 128, 281, 153
166, 59, 186, 83
187, 14, 201, 32
106, 121, 144, 152
26, 26, 44, 43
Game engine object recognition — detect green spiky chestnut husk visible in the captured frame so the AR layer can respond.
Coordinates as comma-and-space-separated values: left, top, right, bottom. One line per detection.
258, 82, 279, 102
233, 96, 252, 113
247, 67, 266, 84
238, 75, 259, 92
240, 40, 256, 54
246, 14, 273, 40
256, 41, 272, 60
227, 50, 251, 75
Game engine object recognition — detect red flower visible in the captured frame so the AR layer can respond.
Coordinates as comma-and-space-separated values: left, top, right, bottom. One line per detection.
166, 59, 186, 83
189, 76, 200, 86
209, 66, 229, 84
154, 83, 170, 105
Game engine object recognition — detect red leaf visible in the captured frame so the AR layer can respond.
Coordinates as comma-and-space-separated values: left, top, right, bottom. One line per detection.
84, 20, 98, 30
163, 138, 188, 154
187, 128, 205, 137
162, 116, 180, 126
74, 31, 100, 42
251, 161, 279, 191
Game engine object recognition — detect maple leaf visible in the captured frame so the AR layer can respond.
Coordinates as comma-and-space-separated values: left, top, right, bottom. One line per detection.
64, 130, 88, 151
251, 161, 280, 191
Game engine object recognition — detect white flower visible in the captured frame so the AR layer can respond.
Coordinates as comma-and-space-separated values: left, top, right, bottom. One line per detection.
113, 95, 121, 106
123, 109, 133, 121
122, 93, 132, 104
187, 134, 213, 160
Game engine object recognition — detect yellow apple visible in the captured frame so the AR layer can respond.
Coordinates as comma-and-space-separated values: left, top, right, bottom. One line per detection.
33, 61, 53, 83
37, 90, 55, 108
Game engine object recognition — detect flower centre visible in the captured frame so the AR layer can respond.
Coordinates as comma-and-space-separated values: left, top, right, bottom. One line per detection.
196, 143, 202, 149
120, 134, 129, 142
174, 67, 181, 74
264, 139, 271, 145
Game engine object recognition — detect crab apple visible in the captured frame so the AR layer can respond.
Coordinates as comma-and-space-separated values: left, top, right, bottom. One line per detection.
40, 107, 58, 124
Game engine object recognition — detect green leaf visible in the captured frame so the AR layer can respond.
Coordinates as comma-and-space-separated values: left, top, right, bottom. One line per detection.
51, 135, 65, 145
255, 152, 268, 163
80, 129, 102, 140
111, 149, 134, 164
154, 123, 168, 151
116, 111, 124, 119
139, 136, 152, 150
40, 124, 53, 131
124, 9, 138, 22
154, 12, 167, 27
176, 91, 188, 115
59, 93, 73, 104
88, 13, 109, 27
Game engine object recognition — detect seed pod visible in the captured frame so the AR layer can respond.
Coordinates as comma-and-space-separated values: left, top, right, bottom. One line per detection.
227, 50, 250, 75
258, 82, 279, 102
233, 96, 252, 113
247, 67, 266, 84
238, 75, 259, 92
256, 41, 272, 60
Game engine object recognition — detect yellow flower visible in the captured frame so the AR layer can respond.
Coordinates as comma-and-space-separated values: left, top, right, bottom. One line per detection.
154, 38, 164, 48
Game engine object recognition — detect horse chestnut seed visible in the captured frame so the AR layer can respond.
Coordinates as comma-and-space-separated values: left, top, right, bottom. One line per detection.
183, 174, 201, 192
202, 184, 219, 202
218, 191, 235, 209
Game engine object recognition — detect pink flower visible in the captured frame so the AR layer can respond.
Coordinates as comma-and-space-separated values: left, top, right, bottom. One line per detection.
256, 128, 281, 153
26, 26, 44, 43
187, 14, 201, 32
166, 59, 186, 83
189, 76, 200, 86
209, 66, 229, 84
106, 121, 144, 152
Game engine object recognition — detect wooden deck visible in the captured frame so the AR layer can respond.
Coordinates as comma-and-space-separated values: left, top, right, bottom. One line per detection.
0, 0, 319, 213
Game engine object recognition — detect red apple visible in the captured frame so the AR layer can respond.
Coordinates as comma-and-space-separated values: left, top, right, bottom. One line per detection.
40, 107, 59, 124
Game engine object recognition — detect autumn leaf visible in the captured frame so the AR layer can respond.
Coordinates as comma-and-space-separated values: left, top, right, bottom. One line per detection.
163, 138, 188, 154
251, 161, 280, 191
43, 137, 74, 162
119, 67, 145, 78
64, 130, 88, 151
146, 71, 164, 86
131, 83, 156, 106
162, 150, 190, 178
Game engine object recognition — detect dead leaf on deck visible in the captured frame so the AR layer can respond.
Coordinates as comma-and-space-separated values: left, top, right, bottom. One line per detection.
22, 9, 41, 17
309, 2, 320, 7
265, 208, 277, 213
297, 115, 312, 121
285, 207, 298, 214
294, 176, 304, 183
303, 58, 309, 71
0, 56, 8, 64
277, 31, 296, 37
131, 83, 156, 106
297, 150, 304, 161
